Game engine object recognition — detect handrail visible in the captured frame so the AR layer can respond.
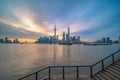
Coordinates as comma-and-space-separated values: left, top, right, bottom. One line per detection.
50, 65, 91, 68
18, 49, 120, 80
90, 49, 120, 77
92, 50, 120, 67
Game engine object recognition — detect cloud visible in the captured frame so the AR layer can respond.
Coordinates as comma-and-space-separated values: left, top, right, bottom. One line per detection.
0, 22, 46, 39
0, 0, 120, 41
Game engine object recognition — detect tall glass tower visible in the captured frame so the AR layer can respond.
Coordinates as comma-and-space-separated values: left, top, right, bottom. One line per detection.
68, 27, 70, 41
62, 31, 65, 41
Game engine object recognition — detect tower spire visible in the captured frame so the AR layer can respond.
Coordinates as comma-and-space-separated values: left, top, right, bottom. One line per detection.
54, 24, 56, 43
54, 25, 56, 37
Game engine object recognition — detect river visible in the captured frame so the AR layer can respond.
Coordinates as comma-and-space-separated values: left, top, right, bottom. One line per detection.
0, 44, 119, 80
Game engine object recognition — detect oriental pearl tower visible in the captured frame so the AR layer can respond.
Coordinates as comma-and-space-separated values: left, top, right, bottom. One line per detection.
54, 25, 56, 44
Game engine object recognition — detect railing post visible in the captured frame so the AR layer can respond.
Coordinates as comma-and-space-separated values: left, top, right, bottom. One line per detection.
63, 67, 65, 79
90, 66, 93, 78
76, 66, 79, 79
49, 67, 51, 80
35, 72, 38, 80
112, 54, 114, 64
101, 60, 104, 70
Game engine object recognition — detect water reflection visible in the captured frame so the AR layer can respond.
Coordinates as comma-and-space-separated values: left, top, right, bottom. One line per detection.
62, 45, 71, 63
53, 44, 57, 60
0, 44, 119, 80
62, 45, 65, 59
67, 46, 71, 60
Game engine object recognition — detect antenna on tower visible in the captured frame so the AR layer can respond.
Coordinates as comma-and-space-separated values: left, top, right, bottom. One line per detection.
54, 24, 56, 44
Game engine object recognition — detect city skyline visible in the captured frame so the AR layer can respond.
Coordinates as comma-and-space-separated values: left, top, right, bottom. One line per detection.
0, 0, 120, 42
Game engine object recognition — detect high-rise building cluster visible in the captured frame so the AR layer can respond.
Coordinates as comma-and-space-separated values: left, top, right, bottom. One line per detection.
96, 37, 120, 44
36, 36, 59, 44
95, 37, 120, 44
0, 37, 19, 43
96, 37, 112, 43
36, 25, 59, 44
36, 25, 81, 44
61, 27, 80, 44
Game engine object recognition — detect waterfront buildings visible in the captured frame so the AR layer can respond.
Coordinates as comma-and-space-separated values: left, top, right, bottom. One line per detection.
61, 27, 80, 44
36, 25, 120, 44
76, 36, 80, 43
62, 31, 65, 42
67, 27, 70, 41
0, 39, 4, 43
0, 37, 19, 43
5, 37, 12, 43
13, 38, 19, 43
36, 25, 81, 44
36, 25, 58, 44
96, 37, 112, 43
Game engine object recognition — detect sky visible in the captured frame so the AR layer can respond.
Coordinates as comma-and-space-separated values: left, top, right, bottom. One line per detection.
0, 0, 120, 42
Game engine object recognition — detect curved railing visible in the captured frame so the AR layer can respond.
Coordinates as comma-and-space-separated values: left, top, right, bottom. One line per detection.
18, 50, 120, 80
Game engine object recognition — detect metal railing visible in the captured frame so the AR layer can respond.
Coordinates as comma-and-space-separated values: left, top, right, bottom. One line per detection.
18, 50, 120, 80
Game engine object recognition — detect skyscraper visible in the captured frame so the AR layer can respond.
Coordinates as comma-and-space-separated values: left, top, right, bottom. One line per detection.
101, 38, 105, 43
13, 38, 19, 43
54, 25, 56, 43
5, 37, 8, 43
0, 39, 3, 43
106, 37, 110, 43
68, 27, 70, 41
62, 31, 65, 41
77, 36, 80, 43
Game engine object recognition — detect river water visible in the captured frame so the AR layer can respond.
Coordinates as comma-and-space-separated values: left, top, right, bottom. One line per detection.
0, 44, 119, 80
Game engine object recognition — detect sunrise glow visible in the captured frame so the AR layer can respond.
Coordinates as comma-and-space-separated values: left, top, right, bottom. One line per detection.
0, 0, 120, 41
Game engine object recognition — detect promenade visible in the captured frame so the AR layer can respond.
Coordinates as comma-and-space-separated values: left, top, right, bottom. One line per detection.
43, 59, 120, 80
18, 50, 120, 80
